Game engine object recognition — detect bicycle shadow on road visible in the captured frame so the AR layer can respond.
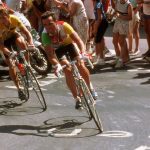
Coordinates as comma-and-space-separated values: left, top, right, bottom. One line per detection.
0, 97, 45, 116
0, 116, 100, 138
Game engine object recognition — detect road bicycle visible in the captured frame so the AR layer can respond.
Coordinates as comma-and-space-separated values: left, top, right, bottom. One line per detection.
11, 46, 47, 111
58, 55, 103, 133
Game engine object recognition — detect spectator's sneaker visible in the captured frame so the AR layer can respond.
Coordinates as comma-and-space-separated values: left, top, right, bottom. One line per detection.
111, 57, 119, 65
18, 89, 26, 101
75, 97, 83, 110
90, 90, 98, 100
104, 46, 111, 55
115, 59, 124, 68
93, 58, 105, 65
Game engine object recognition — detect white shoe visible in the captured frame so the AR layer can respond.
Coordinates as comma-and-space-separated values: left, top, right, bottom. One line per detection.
94, 58, 105, 65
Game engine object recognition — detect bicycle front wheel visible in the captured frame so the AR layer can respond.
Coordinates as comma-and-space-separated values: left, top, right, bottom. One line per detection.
17, 71, 29, 101
26, 67, 47, 111
79, 79, 103, 133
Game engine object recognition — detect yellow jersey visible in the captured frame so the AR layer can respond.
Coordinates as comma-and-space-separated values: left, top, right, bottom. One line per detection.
0, 15, 24, 41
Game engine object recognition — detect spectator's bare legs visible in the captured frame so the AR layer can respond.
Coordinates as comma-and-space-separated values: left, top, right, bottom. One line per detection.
144, 17, 150, 50
95, 38, 105, 59
113, 33, 129, 64
128, 33, 133, 53
119, 34, 129, 63
133, 21, 140, 53
128, 21, 140, 53
113, 32, 121, 58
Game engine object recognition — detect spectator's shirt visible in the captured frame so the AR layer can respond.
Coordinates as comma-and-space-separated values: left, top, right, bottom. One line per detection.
129, 0, 137, 8
0, 15, 24, 41
115, 0, 130, 16
42, 21, 75, 48
94, 0, 106, 20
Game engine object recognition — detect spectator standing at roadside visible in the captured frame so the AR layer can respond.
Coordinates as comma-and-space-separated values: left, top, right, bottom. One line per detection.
111, 0, 132, 68
52, 0, 89, 47
83, 0, 95, 53
22, 0, 49, 34
128, 0, 141, 55
136, 0, 150, 58
92, 0, 108, 65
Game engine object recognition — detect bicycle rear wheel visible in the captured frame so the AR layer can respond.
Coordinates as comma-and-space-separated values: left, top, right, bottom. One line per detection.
79, 79, 103, 133
17, 71, 29, 101
26, 66, 47, 111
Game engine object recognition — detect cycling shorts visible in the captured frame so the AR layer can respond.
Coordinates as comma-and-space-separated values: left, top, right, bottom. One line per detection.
55, 44, 79, 61
3, 32, 20, 59
4, 32, 20, 49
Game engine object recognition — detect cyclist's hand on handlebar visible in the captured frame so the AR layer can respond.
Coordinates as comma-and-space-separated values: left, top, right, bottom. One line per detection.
28, 44, 36, 51
54, 64, 63, 78
80, 52, 91, 60
9, 51, 17, 59
80, 52, 94, 69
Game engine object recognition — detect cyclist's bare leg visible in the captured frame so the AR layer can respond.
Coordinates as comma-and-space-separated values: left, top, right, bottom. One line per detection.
59, 59, 78, 99
7, 59, 20, 90
0, 43, 12, 56
15, 36, 29, 61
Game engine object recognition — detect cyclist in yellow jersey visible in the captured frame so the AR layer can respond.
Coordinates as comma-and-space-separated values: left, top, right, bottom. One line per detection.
0, 8, 35, 100
41, 11, 98, 109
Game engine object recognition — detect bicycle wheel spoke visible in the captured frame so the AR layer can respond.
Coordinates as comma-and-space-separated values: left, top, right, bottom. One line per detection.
80, 79, 103, 133
27, 67, 47, 111
17, 72, 29, 101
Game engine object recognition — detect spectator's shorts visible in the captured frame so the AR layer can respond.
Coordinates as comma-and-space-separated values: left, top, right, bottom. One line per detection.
113, 19, 129, 35
95, 19, 108, 43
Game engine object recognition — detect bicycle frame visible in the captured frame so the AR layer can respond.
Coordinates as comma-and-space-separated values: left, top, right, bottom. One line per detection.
11, 47, 47, 110
61, 57, 103, 132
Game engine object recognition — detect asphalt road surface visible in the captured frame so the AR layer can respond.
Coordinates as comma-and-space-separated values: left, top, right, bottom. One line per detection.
0, 25, 150, 150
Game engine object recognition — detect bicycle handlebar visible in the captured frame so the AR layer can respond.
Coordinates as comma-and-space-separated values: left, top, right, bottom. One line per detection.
55, 57, 94, 78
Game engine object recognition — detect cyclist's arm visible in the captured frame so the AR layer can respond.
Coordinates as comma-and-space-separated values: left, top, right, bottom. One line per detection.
20, 25, 34, 46
70, 31, 86, 54
44, 45, 60, 66
41, 32, 59, 65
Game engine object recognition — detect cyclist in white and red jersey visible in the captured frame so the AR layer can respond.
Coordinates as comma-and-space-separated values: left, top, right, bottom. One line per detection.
41, 11, 98, 110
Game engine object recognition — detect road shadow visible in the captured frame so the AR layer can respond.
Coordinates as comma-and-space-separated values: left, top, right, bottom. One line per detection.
0, 97, 45, 116
0, 116, 100, 138
89, 55, 150, 74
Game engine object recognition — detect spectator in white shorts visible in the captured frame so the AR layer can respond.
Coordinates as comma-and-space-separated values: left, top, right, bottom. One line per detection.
111, 0, 133, 68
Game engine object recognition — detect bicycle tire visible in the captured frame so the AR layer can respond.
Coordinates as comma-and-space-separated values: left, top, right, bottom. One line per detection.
79, 79, 103, 133
26, 66, 47, 111
17, 71, 29, 101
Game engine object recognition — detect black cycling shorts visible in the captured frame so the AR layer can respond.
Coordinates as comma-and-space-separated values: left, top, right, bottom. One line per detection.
4, 32, 20, 49
95, 19, 108, 43
55, 43, 79, 61
3, 32, 20, 58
